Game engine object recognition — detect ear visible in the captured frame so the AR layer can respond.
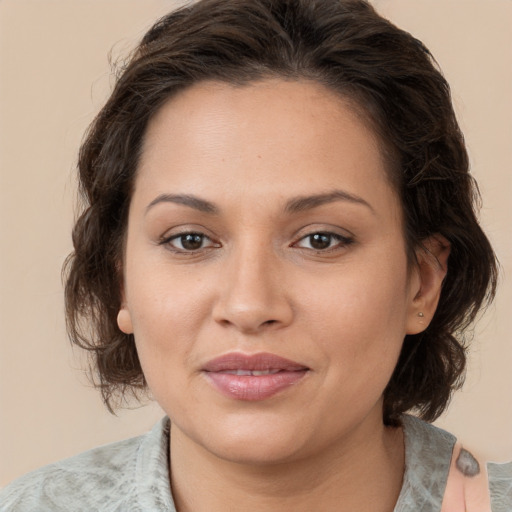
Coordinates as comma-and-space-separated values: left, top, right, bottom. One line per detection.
406, 234, 450, 335
116, 262, 134, 334
117, 307, 134, 334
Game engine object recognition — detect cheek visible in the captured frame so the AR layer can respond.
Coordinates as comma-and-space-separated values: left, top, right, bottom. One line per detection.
300, 253, 410, 384
124, 262, 212, 374
304, 254, 410, 338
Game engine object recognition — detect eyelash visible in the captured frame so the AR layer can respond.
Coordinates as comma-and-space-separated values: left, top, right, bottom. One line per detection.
160, 232, 219, 252
160, 230, 354, 254
292, 232, 354, 252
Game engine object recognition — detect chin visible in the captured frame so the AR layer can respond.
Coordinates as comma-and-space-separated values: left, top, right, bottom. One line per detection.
183, 415, 314, 466
209, 436, 306, 466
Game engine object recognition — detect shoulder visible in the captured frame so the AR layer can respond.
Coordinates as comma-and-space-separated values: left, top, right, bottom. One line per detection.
442, 445, 512, 512
0, 417, 171, 512
401, 414, 456, 447
488, 461, 512, 512
397, 416, 512, 512
0, 436, 142, 512
441, 442, 493, 511
396, 415, 457, 510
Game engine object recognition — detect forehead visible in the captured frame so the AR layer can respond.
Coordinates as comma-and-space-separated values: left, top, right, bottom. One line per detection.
135, 79, 399, 217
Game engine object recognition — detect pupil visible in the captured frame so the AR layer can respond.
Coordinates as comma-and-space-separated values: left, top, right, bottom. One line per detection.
310, 233, 331, 250
181, 234, 203, 250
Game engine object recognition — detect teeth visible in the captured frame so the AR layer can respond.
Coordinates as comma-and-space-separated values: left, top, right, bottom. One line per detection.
235, 370, 252, 376
219, 369, 281, 376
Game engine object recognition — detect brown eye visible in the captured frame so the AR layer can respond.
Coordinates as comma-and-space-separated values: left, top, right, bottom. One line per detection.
295, 232, 354, 251
165, 232, 214, 251
309, 233, 332, 250
180, 233, 204, 250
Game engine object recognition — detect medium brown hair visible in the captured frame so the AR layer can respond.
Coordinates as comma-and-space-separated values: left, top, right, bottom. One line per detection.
64, 0, 498, 425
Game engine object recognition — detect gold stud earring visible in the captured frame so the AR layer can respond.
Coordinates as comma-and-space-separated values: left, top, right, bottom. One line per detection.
418, 312, 424, 318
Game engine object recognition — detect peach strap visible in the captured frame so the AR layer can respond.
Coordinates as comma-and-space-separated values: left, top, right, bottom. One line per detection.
441, 442, 492, 512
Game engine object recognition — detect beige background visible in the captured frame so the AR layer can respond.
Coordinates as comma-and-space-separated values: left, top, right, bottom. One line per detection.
0, 0, 511, 487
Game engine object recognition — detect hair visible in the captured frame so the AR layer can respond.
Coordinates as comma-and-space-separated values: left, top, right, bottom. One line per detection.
64, 0, 498, 425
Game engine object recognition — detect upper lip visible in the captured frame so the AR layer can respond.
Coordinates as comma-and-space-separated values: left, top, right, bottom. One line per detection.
202, 352, 309, 372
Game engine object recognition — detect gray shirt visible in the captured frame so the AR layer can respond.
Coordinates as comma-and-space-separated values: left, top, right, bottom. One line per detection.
1, 415, 510, 511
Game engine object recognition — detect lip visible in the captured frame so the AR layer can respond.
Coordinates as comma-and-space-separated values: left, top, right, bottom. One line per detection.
202, 352, 309, 401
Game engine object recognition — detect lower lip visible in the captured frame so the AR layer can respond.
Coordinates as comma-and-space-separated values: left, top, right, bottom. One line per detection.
204, 371, 308, 401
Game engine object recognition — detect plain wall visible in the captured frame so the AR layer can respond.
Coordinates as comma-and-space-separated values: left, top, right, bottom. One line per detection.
1, 0, 511, 487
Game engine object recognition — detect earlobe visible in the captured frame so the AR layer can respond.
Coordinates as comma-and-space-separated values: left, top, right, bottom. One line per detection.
116, 261, 133, 334
117, 307, 134, 334
406, 234, 450, 335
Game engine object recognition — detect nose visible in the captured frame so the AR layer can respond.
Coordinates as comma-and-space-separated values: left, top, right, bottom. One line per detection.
212, 245, 294, 334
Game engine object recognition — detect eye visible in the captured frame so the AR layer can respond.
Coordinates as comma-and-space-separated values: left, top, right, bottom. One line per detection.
294, 232, 353, 251
162, 232, 217, 252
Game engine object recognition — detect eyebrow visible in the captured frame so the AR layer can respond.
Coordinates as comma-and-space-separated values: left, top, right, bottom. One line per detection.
146, 194, 219, 215
145, 189, 375, 216
283, 190, 375, 215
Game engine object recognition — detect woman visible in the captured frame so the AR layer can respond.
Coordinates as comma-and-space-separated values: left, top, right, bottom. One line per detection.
1, 0, 510, 510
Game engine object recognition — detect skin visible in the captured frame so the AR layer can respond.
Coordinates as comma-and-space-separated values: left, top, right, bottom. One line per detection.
117, 79, 449, 512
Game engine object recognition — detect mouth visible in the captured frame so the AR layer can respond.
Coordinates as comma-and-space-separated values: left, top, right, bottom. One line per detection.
215, 369, 282, 376
202, 352, 309, 401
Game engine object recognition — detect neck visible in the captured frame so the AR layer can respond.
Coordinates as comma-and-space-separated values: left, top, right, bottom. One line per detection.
169, 413, 405, 512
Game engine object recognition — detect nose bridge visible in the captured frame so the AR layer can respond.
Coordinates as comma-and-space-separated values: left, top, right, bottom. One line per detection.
213, 235, 292, 332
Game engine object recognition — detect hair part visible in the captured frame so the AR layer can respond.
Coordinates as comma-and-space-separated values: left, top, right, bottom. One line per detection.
64, 0, 498, 423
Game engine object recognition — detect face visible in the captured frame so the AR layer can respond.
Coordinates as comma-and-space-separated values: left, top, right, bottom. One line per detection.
118, 79, 425, 464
